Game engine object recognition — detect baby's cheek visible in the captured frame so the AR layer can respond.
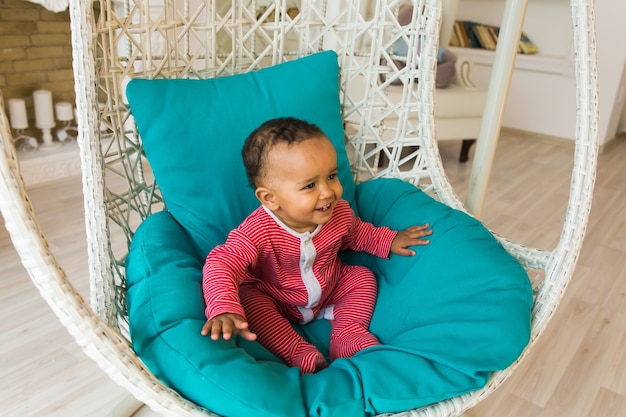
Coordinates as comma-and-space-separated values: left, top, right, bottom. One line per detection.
335, 182, 343, 198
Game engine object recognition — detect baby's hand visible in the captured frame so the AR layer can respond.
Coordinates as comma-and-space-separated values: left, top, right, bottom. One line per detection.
390, 224, 432, 256
201, 313, 257, 341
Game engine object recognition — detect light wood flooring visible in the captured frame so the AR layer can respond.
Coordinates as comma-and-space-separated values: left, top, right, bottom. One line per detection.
1, 130, 625, 417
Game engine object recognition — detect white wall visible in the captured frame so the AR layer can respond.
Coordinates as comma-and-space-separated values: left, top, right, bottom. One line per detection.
595, 2, 626, 144
455, 0, 626, 145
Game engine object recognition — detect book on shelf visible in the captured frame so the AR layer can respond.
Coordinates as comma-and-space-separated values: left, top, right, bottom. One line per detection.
519, 32, 539, 54
452, 20, 471, 48
448, 21, 539, 55
487, 26, 500, 50
474, 24, 497, 50
464, 21, 482, 49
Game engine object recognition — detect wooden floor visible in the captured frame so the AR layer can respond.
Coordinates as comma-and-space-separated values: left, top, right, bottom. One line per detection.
1, 130, 625, 417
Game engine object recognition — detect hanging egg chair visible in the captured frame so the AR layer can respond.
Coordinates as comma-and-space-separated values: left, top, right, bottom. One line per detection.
0, 0, 598, 416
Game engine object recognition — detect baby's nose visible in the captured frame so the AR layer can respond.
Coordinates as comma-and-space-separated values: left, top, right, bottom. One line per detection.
319, 182, 334, 197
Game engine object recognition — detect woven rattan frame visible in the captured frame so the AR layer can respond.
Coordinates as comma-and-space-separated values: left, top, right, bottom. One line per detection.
0, 0, 598, 416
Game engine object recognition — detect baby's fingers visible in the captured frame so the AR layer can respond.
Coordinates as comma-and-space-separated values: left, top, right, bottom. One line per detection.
201, 317, 236, 340
408, 236, 430, 245
217, 320, 236, 340
395, 246, 417, 257
406, 224, 432, 237
200, 322, 212, 337
237, 327, 258, 341
231, 319, 257, 340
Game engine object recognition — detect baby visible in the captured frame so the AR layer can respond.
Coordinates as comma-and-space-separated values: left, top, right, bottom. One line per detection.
201, 117, 432, 373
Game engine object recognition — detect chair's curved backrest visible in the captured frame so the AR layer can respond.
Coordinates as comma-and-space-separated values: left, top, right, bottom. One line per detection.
75, 0, 453, 325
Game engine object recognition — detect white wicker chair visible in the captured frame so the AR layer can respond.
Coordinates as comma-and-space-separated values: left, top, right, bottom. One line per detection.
0, 0, 598, 416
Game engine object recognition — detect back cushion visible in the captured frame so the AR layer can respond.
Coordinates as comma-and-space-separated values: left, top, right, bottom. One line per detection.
126, 51, 353, 256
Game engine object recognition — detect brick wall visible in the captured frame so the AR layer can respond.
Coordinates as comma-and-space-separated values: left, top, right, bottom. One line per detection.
0, 0, 74, 137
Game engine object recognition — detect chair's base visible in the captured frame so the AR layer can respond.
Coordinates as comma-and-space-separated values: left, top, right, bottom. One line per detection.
459, 139, 476, 163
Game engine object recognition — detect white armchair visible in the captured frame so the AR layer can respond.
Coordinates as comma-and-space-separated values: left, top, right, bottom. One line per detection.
384, 0, 487, 162
433, 56, 487, 162
436, 0, 488, 162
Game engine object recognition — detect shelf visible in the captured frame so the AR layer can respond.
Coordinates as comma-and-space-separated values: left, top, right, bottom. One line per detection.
449, 46, 573, 76
18, 141, 82, 187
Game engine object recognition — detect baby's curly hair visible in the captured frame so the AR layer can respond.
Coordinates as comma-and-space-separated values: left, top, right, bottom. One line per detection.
242, 117, 326, 188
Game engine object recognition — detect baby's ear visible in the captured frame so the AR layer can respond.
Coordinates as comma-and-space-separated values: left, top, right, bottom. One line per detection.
255, 186, 278, 210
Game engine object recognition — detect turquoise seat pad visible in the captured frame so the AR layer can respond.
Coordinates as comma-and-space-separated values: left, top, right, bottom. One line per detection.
125, 50, 532, 417
126, 177, 533, 417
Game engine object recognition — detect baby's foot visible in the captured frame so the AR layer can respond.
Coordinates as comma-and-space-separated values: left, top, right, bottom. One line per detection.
329, 328, 379, 359
294, 348, 328, 374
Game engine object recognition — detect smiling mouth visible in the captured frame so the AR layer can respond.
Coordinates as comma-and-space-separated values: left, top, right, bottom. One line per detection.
317, 203, 332, 212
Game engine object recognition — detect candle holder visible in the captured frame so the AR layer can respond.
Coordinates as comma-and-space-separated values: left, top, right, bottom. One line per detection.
38, 126, 62, 150
33, 90, 62, 150
56, 122, 78, 142
12, 130, 39, 151
55, 102, 78, 142
7, 98, 39, 151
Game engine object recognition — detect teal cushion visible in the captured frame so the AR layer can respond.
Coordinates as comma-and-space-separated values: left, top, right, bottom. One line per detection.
126, 178, 533, 417
126, 212, 306, 417
354, 179, 533, 374
125, 50, 532, 417
125, 51, 354, 257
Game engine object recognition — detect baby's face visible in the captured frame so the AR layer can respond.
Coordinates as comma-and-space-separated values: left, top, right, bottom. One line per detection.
261, 136, 343, 233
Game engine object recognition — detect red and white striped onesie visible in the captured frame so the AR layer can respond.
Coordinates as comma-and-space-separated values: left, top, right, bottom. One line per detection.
202, 199, 397, 372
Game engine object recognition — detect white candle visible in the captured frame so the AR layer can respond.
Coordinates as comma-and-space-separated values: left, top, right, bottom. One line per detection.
33, 90, 55, 129
55, 102, 74, 122
8, 98, 28, 130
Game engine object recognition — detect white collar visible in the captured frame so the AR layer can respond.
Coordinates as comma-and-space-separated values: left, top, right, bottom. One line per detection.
262, 205, 321, 239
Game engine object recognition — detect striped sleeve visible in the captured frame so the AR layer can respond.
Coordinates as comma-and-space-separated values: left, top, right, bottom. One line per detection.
338, 201, 397, 258
202, 228, 258, 320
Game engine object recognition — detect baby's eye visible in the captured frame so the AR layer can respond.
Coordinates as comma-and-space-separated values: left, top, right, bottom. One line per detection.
303, 183, 315, 190
328, 173, 337, 180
